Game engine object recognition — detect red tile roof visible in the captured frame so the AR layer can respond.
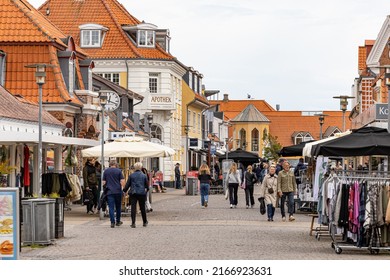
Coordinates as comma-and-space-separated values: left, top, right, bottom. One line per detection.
0, 0, 85, 105
39, 0, 174, 60
210, 99, 351, 147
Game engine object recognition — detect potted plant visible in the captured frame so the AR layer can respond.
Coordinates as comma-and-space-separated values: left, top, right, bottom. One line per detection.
0, 161, 16, 187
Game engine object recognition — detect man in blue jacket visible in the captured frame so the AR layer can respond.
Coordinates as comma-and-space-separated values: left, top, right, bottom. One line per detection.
123, 162, 149, 228
102, 160, 125, 228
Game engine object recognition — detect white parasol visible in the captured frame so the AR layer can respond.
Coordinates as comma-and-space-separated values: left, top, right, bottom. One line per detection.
81, 137, 175, 158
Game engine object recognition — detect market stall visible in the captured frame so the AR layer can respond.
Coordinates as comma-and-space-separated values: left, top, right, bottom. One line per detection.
311, 126, 390, 255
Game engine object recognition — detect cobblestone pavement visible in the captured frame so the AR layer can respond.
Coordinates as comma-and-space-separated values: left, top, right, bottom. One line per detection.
20, 188, 390, 260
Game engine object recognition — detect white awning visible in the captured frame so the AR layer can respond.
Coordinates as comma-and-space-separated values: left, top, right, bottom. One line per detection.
0, 131, 99, 147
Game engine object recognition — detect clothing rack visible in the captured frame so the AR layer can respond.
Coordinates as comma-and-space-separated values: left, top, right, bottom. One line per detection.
326, 176, 390, 255
42, 171, 74, 211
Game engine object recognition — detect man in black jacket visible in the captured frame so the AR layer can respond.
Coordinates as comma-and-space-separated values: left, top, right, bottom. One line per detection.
175, 163, 182, 189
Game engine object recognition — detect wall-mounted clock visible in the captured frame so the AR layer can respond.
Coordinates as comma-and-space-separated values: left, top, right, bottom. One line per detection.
105, 91, 120, 112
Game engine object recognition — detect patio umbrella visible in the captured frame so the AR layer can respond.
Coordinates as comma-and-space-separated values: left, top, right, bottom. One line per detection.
278, 140, 315, 157
302, 130, 351, 157
312, 126, 390, 157
81, 137, 175, 158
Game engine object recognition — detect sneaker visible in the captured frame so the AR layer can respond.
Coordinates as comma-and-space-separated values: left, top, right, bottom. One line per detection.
246, 205, 249, 209
201, 206, 205, 209
234, 205, 237, 208
143, 222, 148, 227
251, 204, 254, 209
282, 216, 286, 222
110, 223, 115, 228
267, 218, 270, 222
230, 204, 233, 209
271, 219, 274, 222
116, 221, 123, 226
88, 211, 94, 215
130, 224, 136, 228
289, 215, 295, 221
204, 201, 208, 208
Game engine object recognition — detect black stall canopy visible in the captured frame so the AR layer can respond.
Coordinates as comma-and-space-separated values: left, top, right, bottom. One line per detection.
278, 140, 315, 157
220, 148, 261, 166
312, 126, 390, 157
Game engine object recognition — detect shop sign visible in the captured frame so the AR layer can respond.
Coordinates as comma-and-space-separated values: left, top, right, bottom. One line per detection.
0, 188, 19, 260
376, 104, 389, 120
189, 138, 198, 147
109, 132, 135, 140
210, 145, 216, 155
149, 94, 174, 110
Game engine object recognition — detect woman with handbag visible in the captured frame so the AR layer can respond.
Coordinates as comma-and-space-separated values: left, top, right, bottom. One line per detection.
260, 165, 277, 221
244, 165, 257, 209
227, 162, 241, 208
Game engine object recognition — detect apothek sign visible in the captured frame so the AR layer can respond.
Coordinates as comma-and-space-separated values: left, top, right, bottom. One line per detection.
149, 94, 174, 110
375, 104, 390, 120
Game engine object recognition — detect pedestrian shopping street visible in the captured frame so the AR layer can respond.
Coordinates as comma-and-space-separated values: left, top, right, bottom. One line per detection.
20, 188, 390, 260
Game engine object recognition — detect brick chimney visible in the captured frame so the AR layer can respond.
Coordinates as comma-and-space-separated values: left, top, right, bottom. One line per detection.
223, 94, 229, 102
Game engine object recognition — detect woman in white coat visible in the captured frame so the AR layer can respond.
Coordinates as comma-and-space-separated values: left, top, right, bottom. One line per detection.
260, 165, 277, 221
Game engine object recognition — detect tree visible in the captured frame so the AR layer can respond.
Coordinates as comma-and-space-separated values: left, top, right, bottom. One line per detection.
262, 131, 282, 161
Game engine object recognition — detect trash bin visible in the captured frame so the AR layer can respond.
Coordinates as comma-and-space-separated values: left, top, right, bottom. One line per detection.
21, 198, 55, 245
186, 171, 198, 195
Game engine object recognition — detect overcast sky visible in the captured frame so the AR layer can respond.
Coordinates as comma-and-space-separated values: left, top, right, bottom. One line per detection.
29, 0, 390, 111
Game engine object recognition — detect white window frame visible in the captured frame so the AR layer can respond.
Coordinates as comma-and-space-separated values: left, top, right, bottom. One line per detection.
98, 73, 120, 85
81, 30, 100, 47
149, 73, 159, 93
79, 23, 108, 48
138, 30, 155, 47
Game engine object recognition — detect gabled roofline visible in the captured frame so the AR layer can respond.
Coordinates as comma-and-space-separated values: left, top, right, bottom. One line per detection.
367, 15, 390, 73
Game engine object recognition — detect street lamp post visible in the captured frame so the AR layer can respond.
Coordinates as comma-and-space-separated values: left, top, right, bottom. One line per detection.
333, 95, 355, 132
183, 125, 190, 173
25, 64, 53, 197
98, 92, 107, 220
147, 113, 153, 204
314, 113, 328, 140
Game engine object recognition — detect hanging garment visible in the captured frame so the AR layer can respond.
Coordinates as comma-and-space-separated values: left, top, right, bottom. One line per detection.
23, 145, 30, 187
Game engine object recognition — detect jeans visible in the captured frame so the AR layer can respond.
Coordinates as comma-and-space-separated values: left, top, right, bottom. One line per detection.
280, 191, 294, 217
107, 193, 122, 224
175, 176, 181, 189
245, 185, 255, 206
267, 204, 275, 220
228, 183, 239, 205
200, 183, 210, 206
130, 194, 147, 224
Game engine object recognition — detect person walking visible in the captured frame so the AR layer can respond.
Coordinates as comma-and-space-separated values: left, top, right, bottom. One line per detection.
260, 165, 277, 221
102, 160, 125, 228
275, 158, 285, 175
197, 163, 212, 208
244, 165, 257, 208
175, 163, 182, 189
123, 162, 149, 228
277, 161, 297, 222
259, 162, 269, 183
227, 162, 241, 208
82, 158, 98, 214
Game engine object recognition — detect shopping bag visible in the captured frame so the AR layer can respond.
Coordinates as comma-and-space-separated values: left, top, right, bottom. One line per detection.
225, 188, 229, 200
258, 197, 266, 215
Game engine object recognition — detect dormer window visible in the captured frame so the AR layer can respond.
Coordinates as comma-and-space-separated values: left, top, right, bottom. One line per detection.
138, 30, 155, 47
122, 22, 158, 48
79, 23, 108, 48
